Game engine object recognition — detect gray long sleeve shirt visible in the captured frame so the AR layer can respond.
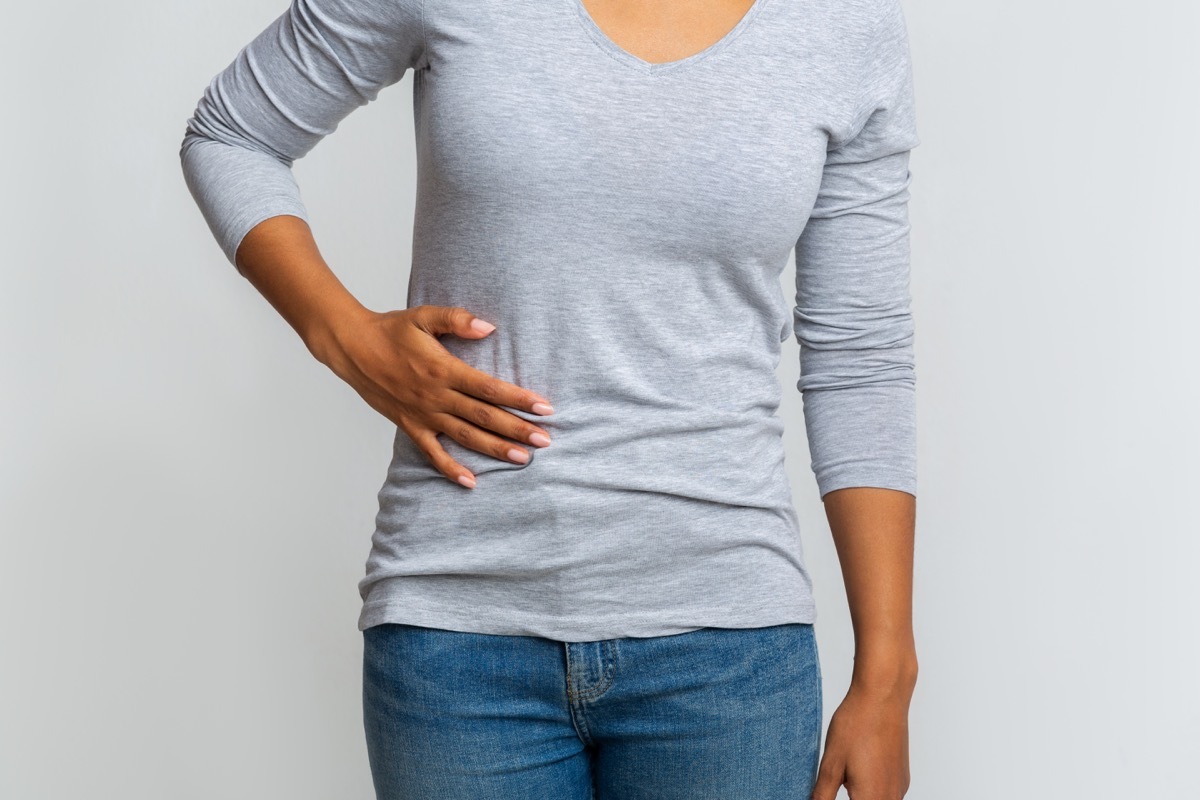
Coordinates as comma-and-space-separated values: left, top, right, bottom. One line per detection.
180, 0, 921, 640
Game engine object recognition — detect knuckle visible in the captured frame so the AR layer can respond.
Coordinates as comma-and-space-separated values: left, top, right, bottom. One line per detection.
419, 357, 449, 384
424, 363, 445, 383
406, 381, 430, 404
471, 404, 495, 428
475, 378, 501, 401
417, 437, 455, 474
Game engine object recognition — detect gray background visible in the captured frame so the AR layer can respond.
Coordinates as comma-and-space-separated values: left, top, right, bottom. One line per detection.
2, 0, 1197, 797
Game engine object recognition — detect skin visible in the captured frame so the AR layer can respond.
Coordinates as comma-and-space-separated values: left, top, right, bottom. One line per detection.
815, 486, 918, 800
575, 0, 760, 64
234, 3, 918, 792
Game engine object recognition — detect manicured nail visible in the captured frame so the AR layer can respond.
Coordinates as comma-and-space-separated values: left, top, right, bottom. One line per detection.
531, 402, 555, 415
471, 319, 495, 334
507, 448, 530, 464
529, 432, 551, 447
457, 473, 476, 488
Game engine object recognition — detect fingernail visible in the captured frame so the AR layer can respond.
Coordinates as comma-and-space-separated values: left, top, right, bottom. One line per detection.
457, 473, 476, 488
531, 402, 555, 415
470, 319, 495, 334
507, 448, 530, 464
529, 432, 551, 447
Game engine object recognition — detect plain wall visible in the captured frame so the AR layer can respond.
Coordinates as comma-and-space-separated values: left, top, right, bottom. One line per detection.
2, 0, 1197, 797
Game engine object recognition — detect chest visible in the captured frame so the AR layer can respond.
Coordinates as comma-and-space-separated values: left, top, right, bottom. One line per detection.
415, 0, 848, 258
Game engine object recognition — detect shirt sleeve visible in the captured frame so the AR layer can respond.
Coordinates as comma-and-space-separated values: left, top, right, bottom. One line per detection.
792, 0, 921, 500
179, 0, 427, 272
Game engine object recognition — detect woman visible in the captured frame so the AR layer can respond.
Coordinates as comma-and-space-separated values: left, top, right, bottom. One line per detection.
180, 0, 920, 797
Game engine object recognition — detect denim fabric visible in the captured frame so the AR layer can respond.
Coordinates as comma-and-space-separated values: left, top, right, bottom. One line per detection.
362, 621, 822, 799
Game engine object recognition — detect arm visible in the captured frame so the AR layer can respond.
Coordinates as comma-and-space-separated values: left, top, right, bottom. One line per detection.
816, 486, 916, 798
178, 0, 555, 484
793, 1, 921, 796
179, 0, 426, 351
233, 214, 370, 366
179, 0, 433, 361
178, 0, 426, 275
176, 0, 422, 419
825, 488, 917, 684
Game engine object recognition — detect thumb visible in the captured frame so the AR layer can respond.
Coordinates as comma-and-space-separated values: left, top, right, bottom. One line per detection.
415, 305, 495, 338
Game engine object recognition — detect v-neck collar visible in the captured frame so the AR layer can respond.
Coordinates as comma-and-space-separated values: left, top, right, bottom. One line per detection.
568, 0, 772, 76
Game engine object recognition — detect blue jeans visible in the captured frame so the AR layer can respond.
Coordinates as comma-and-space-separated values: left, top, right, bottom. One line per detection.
362, 621, 823, 799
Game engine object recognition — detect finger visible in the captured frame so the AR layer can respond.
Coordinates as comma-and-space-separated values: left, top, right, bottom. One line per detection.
811, 754, 845, 800
407, 426, 477, 489
447, 361, 555, 416
433, 412, 534, 465
408, 309, 555, 415
445, 391, 553, 448
411, 304, 496, 340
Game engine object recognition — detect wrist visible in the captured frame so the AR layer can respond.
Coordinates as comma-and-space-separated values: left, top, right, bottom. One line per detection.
301, 299, 374, 367
851, 643, 918, 698
852, 661, 917, 693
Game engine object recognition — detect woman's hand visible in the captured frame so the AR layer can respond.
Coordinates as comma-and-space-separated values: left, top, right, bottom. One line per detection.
229, 217, 552, 488
309, 303, 554, 489
811, 672, 915, 800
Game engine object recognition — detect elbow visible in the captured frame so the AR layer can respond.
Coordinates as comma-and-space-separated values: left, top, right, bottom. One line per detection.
179, 127, 203, 168
178, 126, 212, 198
179, 90, 299, 168
793, 307, 915, 394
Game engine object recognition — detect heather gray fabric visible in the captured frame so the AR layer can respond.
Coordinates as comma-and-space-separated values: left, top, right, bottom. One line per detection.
180, 0, 920, 640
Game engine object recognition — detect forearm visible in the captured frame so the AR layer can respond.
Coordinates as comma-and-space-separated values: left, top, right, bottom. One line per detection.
235, 214, 371, 365
823, 485, 918, 696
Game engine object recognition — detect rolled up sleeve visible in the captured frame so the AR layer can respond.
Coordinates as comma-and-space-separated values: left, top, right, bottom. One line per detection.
178, 0, 426, 271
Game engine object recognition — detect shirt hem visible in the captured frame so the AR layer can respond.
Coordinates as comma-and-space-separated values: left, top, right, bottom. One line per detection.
357, 597, 818, 642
